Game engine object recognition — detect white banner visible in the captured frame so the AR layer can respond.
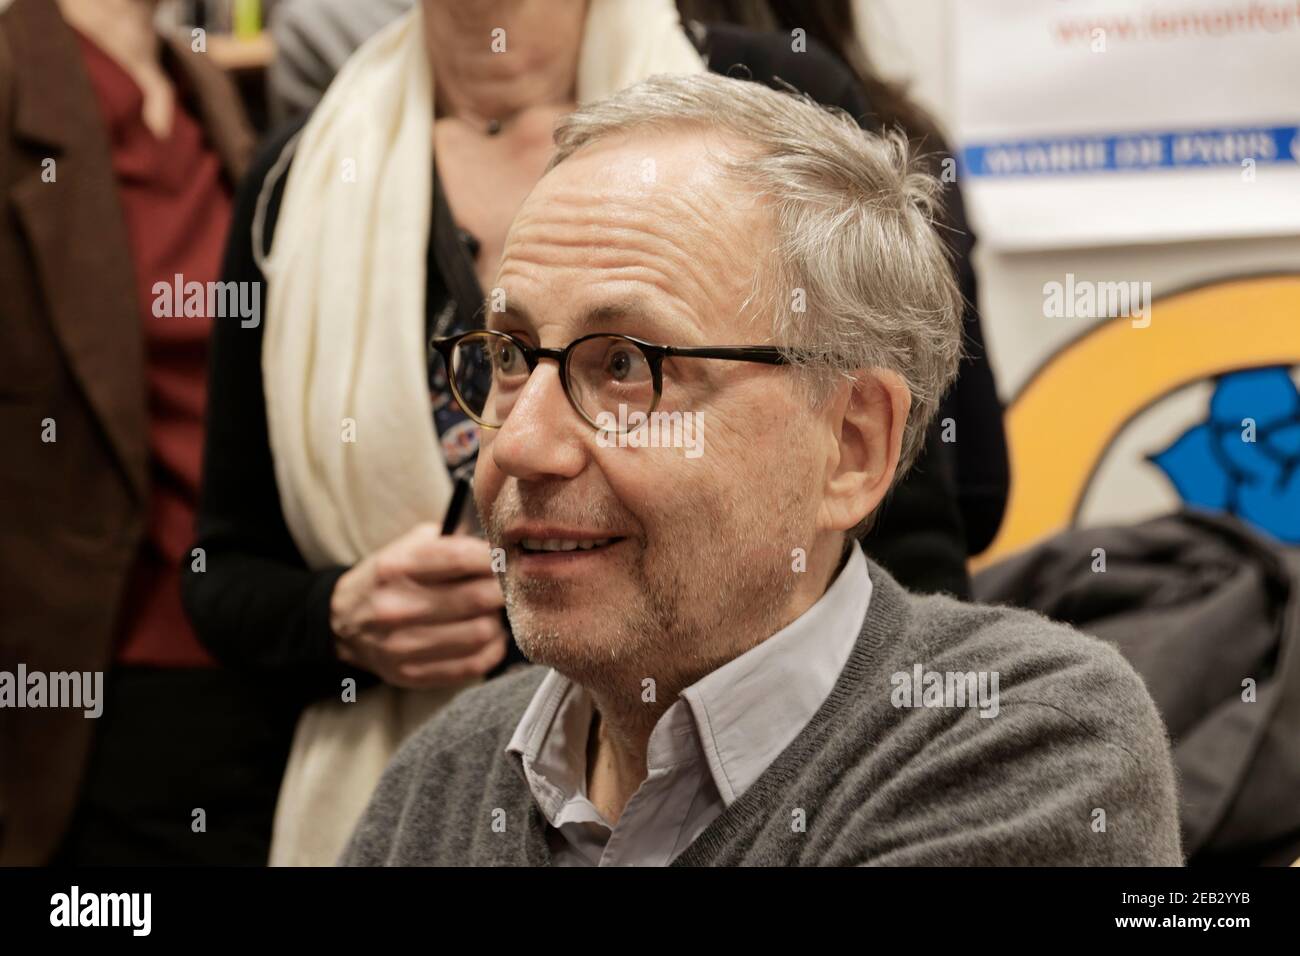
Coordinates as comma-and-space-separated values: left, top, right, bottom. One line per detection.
953, 0, 1300, 249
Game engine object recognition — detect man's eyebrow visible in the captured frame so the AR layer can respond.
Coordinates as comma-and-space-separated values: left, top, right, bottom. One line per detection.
486, 297, 696, 339
486, 300, 532, 329
582, 301, 662, 329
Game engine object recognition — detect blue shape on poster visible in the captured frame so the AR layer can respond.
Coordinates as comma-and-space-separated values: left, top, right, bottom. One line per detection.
1150, 367, 1300, 543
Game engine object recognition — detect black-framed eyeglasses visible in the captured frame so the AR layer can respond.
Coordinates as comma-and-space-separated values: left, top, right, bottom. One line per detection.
429, 329, 789, 432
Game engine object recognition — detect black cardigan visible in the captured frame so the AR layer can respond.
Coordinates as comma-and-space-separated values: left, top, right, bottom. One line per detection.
182, 25, 1006, 698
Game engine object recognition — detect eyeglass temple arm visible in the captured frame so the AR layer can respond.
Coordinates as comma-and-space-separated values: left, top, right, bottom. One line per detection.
660, 345, 790, 365
430, 334, 794, 367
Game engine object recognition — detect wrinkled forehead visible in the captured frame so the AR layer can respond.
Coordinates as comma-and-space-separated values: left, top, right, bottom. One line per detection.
495, 129, 772, 343
540, 126, 745, 196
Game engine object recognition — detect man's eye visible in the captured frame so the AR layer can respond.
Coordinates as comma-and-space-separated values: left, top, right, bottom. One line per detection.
496, 344, 521, 372
609, 349, 629, 380
604, 347, 647, 383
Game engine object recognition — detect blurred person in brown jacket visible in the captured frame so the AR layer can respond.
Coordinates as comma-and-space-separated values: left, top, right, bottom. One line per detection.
0, 0, 290, 864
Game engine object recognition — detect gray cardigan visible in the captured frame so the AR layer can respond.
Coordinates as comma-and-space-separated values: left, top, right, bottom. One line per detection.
340, 559, 1183, 866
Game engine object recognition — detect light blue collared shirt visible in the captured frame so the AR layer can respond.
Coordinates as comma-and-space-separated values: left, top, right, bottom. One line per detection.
505, 542, 873, 866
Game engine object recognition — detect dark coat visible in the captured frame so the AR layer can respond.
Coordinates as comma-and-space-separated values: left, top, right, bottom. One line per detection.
975, 510, 1300, 865
0, 0, 253, 864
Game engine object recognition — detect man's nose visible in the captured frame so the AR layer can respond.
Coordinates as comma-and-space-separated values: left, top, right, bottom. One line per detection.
487, 363, 588, 481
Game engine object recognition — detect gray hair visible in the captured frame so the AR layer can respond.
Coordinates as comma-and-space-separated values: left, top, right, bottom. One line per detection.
548, 72, 963, 490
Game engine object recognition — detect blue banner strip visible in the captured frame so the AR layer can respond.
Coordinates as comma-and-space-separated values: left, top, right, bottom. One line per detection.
961, 124, 1300, 178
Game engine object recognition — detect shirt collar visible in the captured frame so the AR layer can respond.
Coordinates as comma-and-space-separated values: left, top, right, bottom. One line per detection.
507, 542, 873, 816
680, 541, 872, 802
506, 669, 595, 825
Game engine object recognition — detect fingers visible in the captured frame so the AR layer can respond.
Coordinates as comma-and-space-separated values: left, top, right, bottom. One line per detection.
365, 614, 508, 662
388, 633, 509, 690
331, 523, 512, 687
334, 636, 358, 666
363, 575, 505, 632
341, 613, 510, 689
374, 526, 496, 585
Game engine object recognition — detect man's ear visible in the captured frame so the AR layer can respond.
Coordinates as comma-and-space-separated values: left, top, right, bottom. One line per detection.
820, 369, 911, 533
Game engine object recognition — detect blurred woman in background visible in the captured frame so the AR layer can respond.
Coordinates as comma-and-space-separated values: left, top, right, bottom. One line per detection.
0, 0, 272, 864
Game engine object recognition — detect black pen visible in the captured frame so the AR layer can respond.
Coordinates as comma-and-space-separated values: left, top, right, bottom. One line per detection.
440, 474, 472, 536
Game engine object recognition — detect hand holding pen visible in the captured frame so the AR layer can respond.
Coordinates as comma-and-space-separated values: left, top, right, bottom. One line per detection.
327, 472, 508, 688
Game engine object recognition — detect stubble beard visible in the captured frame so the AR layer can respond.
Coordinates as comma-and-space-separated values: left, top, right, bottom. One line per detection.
494, 480, 809, 717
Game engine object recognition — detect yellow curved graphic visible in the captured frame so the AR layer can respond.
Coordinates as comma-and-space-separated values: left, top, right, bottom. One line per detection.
975, 275, 1300, 568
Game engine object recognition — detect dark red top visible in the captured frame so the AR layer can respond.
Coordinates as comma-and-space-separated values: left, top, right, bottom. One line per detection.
77, 33, 232, 667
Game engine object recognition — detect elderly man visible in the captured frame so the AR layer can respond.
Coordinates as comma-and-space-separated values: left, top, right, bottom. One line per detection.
341, 74, 1182, 866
